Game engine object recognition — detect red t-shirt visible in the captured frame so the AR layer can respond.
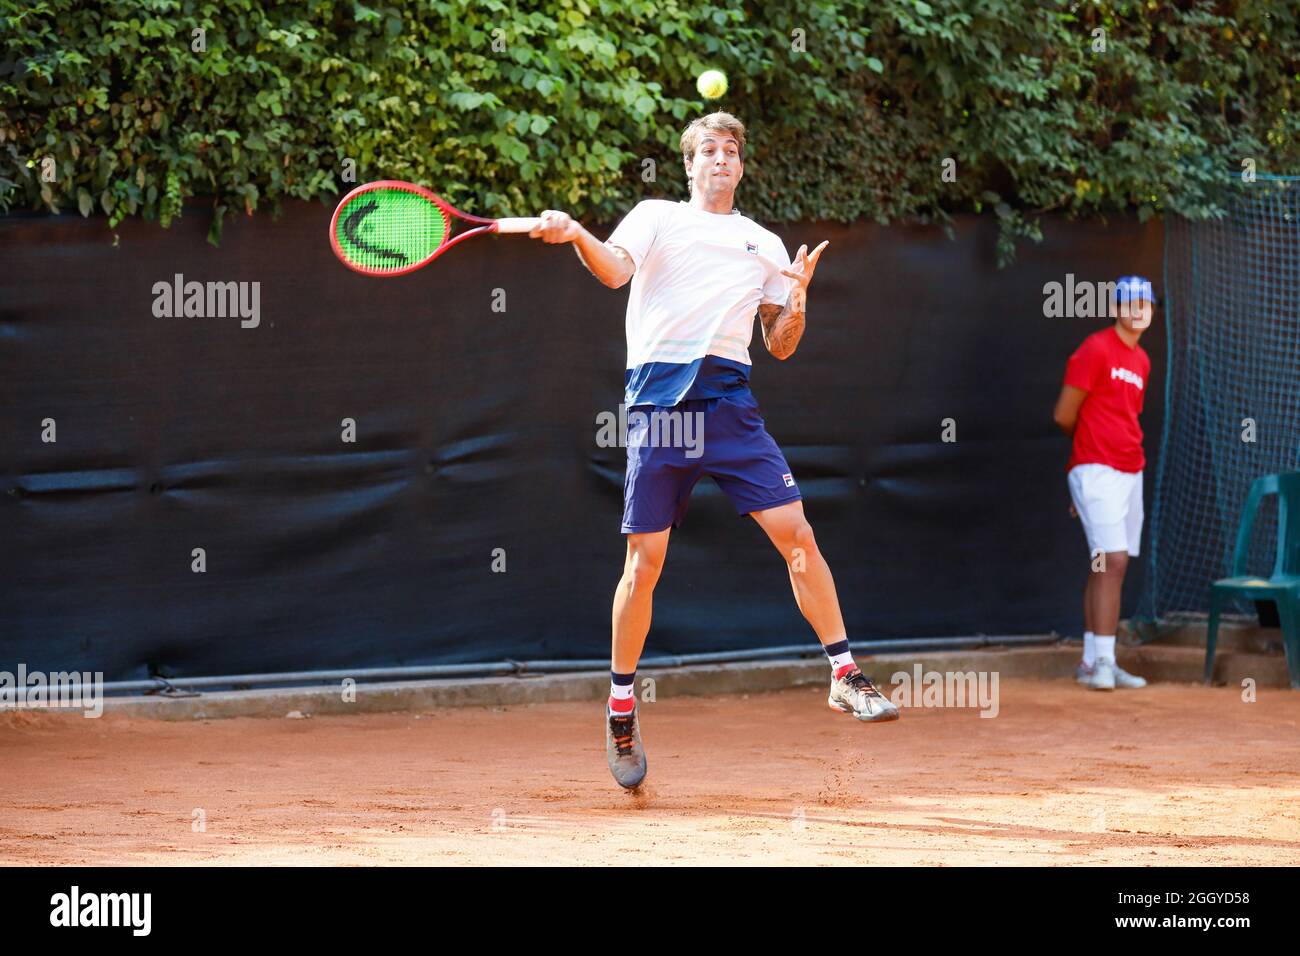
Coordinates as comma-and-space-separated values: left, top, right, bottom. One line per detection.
1064, 327, 1150, 473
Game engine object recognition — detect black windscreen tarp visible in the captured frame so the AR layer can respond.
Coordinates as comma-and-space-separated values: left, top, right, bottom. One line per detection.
0, 203, 1164, 679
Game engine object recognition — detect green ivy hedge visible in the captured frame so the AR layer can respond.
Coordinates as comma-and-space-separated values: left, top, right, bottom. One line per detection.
3, 0, 1297, 260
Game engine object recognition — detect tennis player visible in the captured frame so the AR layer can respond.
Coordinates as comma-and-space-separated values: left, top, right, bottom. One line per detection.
529, 111, 898, 789
1053, 276, 1155, 691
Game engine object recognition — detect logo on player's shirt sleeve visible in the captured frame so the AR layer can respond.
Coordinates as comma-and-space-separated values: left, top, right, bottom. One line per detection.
745, 241, 758, 254
782, 473, 795, 488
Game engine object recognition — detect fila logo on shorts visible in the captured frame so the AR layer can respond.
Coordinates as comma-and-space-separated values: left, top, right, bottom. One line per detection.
620, 393, 802, 534
1110, 366, 1144, 389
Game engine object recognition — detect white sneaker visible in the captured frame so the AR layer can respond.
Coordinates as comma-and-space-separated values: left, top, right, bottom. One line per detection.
1078, 659, 1147, 689
1111, 663, 1148, 688
1089, 658, 1116, 691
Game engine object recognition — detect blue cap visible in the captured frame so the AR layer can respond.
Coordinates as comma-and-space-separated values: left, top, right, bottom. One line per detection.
1115, 275, 1156, 305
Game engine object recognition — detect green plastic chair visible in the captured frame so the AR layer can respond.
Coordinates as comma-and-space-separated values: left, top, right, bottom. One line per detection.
1204, 472, 1300, 688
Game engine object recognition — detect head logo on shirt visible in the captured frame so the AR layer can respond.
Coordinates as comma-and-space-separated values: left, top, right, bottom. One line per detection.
1111, 366, 1144, 390
745, 241, 758, 254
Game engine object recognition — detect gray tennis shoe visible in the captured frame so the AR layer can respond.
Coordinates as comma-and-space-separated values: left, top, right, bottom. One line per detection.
606, 706, 647, 789
828, 668, 900, 722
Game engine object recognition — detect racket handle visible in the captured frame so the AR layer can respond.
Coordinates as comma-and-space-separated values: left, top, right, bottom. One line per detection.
495, 217, 543, 234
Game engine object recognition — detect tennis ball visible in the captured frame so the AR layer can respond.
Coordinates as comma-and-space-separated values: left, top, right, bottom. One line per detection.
696, 70, 728, 100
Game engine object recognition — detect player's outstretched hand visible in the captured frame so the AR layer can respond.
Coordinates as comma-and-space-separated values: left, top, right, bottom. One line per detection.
530, 210, 582, 244
781, 240, 830, 290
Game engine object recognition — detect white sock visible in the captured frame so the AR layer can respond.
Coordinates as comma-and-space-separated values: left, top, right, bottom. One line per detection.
1082, 631, 1096, 667
1095, 635, 1116, 663
608, 674, 636, 714
823, 639, 855, 677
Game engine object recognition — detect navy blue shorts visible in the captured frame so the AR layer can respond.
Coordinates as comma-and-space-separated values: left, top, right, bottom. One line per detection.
621, 390, 801, 534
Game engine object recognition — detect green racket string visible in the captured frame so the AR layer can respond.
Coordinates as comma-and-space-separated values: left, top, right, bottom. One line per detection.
335, 187, 448, 272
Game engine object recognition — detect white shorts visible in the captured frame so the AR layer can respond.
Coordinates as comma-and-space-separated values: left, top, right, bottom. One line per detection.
1067, 463, 1144, 557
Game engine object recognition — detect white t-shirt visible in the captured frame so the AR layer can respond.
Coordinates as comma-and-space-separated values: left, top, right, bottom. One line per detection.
606, 199, 793, 407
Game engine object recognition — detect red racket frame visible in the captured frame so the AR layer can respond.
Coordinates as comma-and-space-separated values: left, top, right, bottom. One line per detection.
329, 180, 507, 277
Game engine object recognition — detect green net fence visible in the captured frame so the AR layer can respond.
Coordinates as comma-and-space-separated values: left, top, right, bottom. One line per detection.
1140, 176, 1300, 620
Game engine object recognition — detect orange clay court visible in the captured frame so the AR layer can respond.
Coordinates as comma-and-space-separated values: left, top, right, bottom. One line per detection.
3, 677, 1298, 866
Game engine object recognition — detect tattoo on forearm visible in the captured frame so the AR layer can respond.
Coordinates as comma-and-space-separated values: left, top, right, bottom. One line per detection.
771, 309, 805, 358
759, 286, 806, 359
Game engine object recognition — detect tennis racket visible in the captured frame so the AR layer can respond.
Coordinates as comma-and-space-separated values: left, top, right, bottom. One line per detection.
329, 180, 541, 277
